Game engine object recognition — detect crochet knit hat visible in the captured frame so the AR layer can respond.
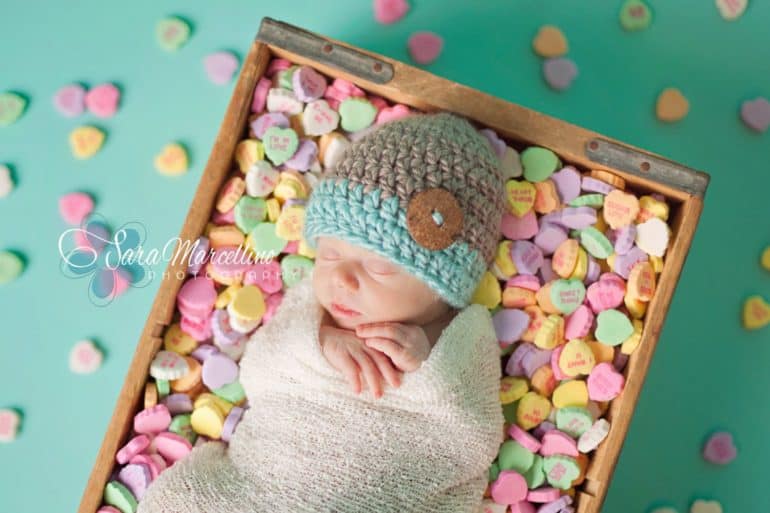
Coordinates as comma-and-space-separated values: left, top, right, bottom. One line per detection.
303, 112, 506, 308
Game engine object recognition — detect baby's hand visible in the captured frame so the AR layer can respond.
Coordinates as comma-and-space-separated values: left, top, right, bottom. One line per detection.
355, 322, 431, 373
319, 324, 402, 399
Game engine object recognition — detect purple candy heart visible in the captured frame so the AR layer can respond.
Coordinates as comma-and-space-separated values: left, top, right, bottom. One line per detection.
501, 211, 539, 240
585, 256, 601, 284
582, 176, 616, 195
612, 245, 648, 279
511, 240, 544, 275
118, 463, 151, 500
539, 258, 557, 283
187, 236, 210, 276
202, 353, 239, 390
479, 128, 506, 158
557, 207, 597, 230
612, 348, 629, 373
53, 84, 86, 117
292, 66, 327, 102
740, 97, 770, 133
522, 346, 553, 378
611, 224, 637, 255
538, 496, 573, 513
191, 343, 219, 363
493, 309, 530, 345
163, 393, 193, 415
551, 166, 582, 203
535, 224, 568, 255
211, 308, 245, 347
506, 343, 535, 377
543, 57, 578, 91
221, 406, 245, 442
703, 431, 738, 465
533, 421, 557, 439
204, 51, 239, 85
251, 112, 289, 139
284, 139, 318, 172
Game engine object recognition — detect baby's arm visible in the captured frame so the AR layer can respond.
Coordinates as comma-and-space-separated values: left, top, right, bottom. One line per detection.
355, 321, 434, 372
319, 312, 402, 398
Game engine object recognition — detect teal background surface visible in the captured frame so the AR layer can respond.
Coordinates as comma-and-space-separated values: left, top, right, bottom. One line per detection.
1, 1, 768, 512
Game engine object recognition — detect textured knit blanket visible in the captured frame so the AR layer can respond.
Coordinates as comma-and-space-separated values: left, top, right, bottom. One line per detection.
137, 274, 504, 513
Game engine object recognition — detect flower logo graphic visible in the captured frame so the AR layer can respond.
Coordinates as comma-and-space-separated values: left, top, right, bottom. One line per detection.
58, 214, 152, 306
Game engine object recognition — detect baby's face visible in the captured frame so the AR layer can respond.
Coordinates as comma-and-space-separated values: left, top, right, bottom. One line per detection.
312, 236, 450, 330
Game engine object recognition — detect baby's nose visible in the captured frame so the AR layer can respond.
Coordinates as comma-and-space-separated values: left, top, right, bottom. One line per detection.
332, 263, 359, 291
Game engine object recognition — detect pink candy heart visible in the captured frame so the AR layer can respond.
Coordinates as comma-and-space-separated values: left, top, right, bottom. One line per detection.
85, 83, 120, 118
540, 430, 579, 457
59, 192, 94, 225
408, 31, 444, 65
740, 97, 770, 133
53, 84, 86, 117
292, 66, 327, 102
587, 362, 625, 401
374, 0, 410, 24
703, 431, 737, 465
204, 51, 239, 85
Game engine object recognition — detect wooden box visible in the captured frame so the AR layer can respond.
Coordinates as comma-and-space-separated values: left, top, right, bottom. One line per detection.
79, 18, 709, 513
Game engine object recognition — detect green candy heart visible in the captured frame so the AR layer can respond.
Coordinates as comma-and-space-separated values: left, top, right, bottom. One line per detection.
502, 401, 518, 424
543, 455, 580, 490
169, 414, 198, 445
156, 17, 191, 51
497, 439, 535, 474
569, 194, 604, 207
550, 278, 586, 315
277, 65, 299, 90
0, 251, 24, 284
523, 454, 546, 489
234, 196, 267, 234
247, 222, 287, 258
521, 146, 560, 182
281, 254, 314, 287
488, 461, 500, 482
595, 309, 634, 346
263, 126, 299, 166
213, 381, 246, 404
620, 0, 652, 32
104, 480, 138, 513
338, 97, 377, 132
580, 226, 614, 259
156, 379, 170, 398
556, 406, 594, 438
0, 92, 27, 126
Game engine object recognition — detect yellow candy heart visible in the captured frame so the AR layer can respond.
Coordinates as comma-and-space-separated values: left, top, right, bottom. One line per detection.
569, 248, 588, 281
559, 339, 596, 377
69, 126, 105, 159
191, 404, 224, 438
471, 271, 502, 309
761, 247, 770, 271
503, 287, 537, 309
531, 365, 556, 398
235, 139, 265, 172
215, 283, 242, 309
532, 25, 568, 58
553, 239, 579, 278
603, 190, 640, 229
649, 255, 664, 273
275, 205, 306, 241
195, 393, 234, 415
535, 283, 559, 314
552, 380, 589, 408
207, 225, 245, 249
215, 177, 246, 214
522, 306, 546, 342
627, 261, 656, 301
163, 323, 197, 355
593, 211, 609, 233
298, 238, 316, 259
534, 314, 564, 349
500, 376, 529, 405
273, 179, 304, 202
637, 195, 669, 223
505, 180, 536, 218
621, 319, 644, 355
266, 198, 281, 222
624, 293, 648, 319
495, 240, 517, 279
154, 143, 188, 176
230, 285, 265, 322
534, 179, 560, 214
586, 340, 614, 364
656, 87, 689, 122
516, 391, 552, 430
743, 295, 770, 330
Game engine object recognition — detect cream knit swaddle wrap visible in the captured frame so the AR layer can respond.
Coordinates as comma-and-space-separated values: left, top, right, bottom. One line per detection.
137, 274, 504, 513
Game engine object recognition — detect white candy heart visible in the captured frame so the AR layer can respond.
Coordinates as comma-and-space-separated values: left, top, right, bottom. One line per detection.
266, 88, 303, 115
0, 164, 14, 198
635, 216, 669, 257
245, 161, 280, 197
302, 100, 339, 136
691, 499, 723, 513
577, 418, 610, 453
322, 136, 351, 169
69, 339, 103, 374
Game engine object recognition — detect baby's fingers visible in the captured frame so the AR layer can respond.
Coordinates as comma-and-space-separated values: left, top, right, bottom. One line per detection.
333, 353, 362, 394
364, 337, 407, 369
352, 351, 383, 399
363, 345, 402, 389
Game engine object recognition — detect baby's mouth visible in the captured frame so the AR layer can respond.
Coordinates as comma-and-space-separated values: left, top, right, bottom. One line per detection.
330, 302, 361, 318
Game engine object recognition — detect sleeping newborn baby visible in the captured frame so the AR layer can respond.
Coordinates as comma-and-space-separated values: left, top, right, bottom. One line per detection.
137, 112, 507, 512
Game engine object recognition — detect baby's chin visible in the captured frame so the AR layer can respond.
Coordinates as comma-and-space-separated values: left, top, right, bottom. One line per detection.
326, 308, 367, 330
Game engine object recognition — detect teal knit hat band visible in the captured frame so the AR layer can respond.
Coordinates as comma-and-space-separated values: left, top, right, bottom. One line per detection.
303, 112, 505, 309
